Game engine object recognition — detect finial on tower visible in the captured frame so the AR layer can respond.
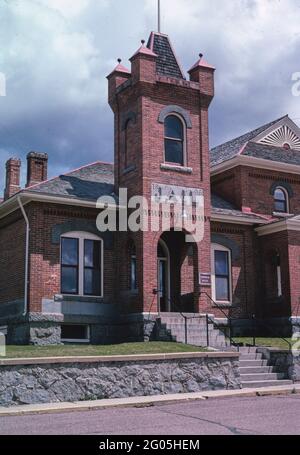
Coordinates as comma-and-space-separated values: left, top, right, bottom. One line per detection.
117, 58, 122, 63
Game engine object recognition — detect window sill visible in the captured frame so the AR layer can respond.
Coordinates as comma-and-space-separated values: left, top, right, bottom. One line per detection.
160, 163, 193, 174
55, 294, 104, 303
273, 212, 293, 218
62, 339, 90, 344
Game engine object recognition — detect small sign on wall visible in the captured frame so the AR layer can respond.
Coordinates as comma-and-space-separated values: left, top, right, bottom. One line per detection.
200, 273, 211, 287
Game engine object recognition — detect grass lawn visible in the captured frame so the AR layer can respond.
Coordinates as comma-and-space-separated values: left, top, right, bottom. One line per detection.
3, 342, 207, 359
233, 337, 294, 350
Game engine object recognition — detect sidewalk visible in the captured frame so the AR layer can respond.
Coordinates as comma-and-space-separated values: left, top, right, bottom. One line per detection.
0, 384, 299, 417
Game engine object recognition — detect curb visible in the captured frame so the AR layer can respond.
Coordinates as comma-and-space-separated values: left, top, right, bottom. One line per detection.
0, 384, 299, 417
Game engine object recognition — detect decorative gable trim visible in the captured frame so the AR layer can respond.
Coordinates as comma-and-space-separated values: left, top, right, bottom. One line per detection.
253, 117, 300, 151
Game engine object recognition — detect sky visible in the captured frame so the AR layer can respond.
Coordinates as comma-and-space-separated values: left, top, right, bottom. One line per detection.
0, 0, 300, 189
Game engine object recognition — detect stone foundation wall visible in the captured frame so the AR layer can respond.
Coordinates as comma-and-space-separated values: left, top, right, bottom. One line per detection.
257, 348, 300, 382
3, 311, 160, 346
0, 353, 241, 407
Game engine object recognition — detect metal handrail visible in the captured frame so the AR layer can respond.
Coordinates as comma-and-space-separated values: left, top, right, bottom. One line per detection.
166, 298, 206, 345
151, 290, 292, 351
200, 291, 238, 348
252, 316, 292, 351
156, 294, 211, 345
201, 291, 292, 351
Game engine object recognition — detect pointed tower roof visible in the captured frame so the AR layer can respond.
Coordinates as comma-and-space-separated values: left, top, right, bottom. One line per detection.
130, 40, 158, 60
107, 59, 131, 78
147, 32, 185, 80
188, 54, 215, 73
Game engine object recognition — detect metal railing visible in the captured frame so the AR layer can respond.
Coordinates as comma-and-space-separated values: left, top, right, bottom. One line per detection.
201, 291, 292, 351
149, 289, 293, 351
200, 291, 238, 348
251, 315, 292, 351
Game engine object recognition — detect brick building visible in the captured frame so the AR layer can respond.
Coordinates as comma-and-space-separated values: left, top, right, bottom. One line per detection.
1, 32, 300, 345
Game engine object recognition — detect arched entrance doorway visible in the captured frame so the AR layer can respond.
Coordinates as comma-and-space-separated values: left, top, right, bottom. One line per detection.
157, 231, 198, 313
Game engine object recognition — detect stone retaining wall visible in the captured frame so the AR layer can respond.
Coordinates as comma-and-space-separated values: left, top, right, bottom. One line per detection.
0, 352, 240, 407
257, 348, 300, 382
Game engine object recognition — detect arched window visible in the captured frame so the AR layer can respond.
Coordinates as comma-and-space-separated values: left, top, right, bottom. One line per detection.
164, 115, 185, 166
274, 187, 289, 213
61, 232, 103, 297
211, 244, 232, 303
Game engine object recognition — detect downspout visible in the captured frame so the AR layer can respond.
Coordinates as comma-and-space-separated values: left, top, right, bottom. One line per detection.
17, 196, 30, 317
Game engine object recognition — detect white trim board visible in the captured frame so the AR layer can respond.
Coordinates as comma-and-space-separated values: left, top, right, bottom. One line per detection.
211, 155, 300, 177
256, 217, 300, 236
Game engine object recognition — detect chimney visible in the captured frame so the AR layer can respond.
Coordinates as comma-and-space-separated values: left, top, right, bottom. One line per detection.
4, 158, 21, 200
26, 152, 48, 188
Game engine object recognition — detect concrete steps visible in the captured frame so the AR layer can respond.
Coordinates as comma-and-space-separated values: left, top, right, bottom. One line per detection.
157, 314, 229, 349
238, 347, 293, 389
241, 380, 293, 388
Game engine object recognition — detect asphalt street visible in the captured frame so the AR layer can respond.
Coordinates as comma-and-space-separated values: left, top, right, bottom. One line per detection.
0, 395, 299, 435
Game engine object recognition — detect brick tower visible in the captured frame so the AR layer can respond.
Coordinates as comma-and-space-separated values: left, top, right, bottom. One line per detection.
107, 32, 215, 321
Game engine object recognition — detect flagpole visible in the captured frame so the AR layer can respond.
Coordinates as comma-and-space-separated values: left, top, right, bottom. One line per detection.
158, 0, 161, 33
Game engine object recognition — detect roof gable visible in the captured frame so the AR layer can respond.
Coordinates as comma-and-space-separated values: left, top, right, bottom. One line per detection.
210, 115, 300, 167
254, 117, 300, 151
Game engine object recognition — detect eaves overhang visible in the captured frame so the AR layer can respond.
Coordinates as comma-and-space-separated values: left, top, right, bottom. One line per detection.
256, 217, 300, 236
0, 192, 122, 220
211, 155, 300, 177
211, 212, 267, 226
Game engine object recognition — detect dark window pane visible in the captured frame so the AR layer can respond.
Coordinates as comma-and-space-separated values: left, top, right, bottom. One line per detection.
61, 267, 78, 294
165, 139, 183, 165
215, 277, 230, 301
84, 269, 101, 296
61, 238, 78, 266
275, 200, 286, 212
131, 256, 137, 290
274, 189, 285, 201
215, 251, 229, 275
84, 240, 101, 268
165, 116, 183, 139
61, 325, 88, 340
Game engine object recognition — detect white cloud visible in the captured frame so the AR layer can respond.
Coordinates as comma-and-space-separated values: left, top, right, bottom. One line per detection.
37, 0, 91, 18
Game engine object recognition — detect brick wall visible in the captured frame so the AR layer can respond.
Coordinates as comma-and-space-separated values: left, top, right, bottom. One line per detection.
258, 230, 291, 319
212, 166, 300, 216
287, 230, 300, 318
210, 222, 258, 319
0, 210, 26, 306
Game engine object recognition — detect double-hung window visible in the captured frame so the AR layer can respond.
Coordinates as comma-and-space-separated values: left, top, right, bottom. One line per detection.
211, 244, 232, 303
61, 232, 103, 297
